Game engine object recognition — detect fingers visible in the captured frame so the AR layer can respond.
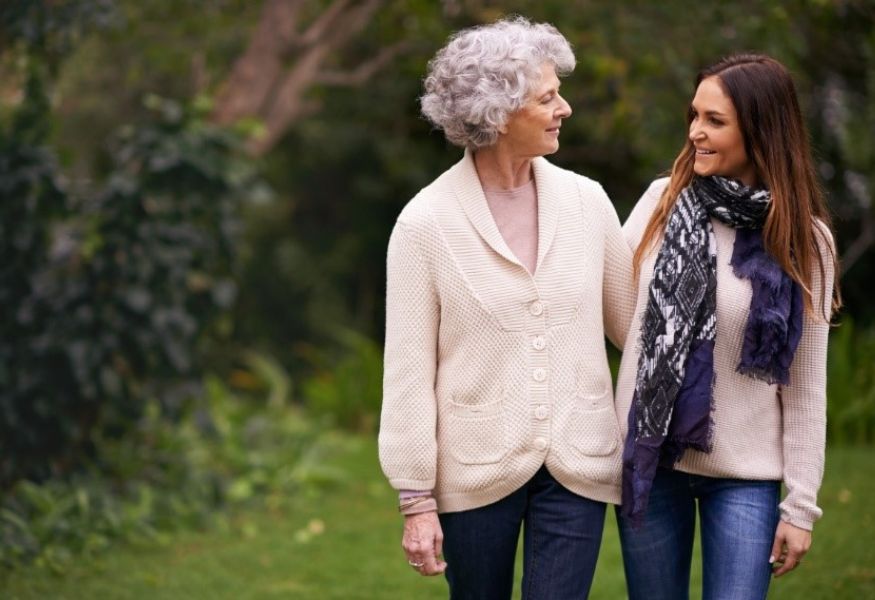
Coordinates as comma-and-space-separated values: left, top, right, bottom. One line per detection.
771, 522, 811, 577
434, 526, 444, 558
402, 511, 446, 577
769, 531, 785, 571
424, 521, 446, 576
420, 548, 447, 576
772, 541, 807, 577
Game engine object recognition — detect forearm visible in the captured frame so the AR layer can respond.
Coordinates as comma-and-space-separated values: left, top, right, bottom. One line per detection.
378, 221, 440, 489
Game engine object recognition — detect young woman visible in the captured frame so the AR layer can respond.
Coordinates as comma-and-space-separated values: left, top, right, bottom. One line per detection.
615, 54, 841, 600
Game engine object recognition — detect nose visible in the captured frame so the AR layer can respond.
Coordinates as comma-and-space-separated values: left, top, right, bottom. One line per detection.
689, 119, 704, 142
557, 94, 572, 119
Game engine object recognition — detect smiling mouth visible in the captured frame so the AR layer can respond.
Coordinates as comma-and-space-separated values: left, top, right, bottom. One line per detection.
696, 149, 716, 155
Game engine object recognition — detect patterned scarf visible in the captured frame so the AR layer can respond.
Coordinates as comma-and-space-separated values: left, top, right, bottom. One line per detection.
620, 175, 803, 525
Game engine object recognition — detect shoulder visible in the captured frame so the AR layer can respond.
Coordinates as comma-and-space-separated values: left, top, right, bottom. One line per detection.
810, 217, 838, 286
548, 160, 614, 213
812, 218, 836, 256
623, 177, 670, 244
575, 172, 612, 207
394, 163, 458, 232
535, 157, 607, 196
395, 188, 434, 231
633, 177, 670, 218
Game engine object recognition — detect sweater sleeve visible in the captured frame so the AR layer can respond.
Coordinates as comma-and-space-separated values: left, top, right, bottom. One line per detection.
378, 220, 440, 491
596, 184, 635, 351
778, 224, 835, 530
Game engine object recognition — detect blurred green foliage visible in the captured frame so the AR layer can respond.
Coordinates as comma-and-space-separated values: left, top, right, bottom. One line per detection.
0, 20, 258, 483
301, 329, 384, 431
1, 1, 873, 498
0, 0, 872, 579
0, 358, 340, 574
234, 1, 875, 357
827, 318, 875, 445
7, 1, 874, 360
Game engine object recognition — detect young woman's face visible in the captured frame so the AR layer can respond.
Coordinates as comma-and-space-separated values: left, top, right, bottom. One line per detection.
688, 76, 758, 187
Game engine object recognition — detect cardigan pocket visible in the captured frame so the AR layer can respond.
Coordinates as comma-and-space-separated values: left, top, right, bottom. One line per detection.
446, 395, 507, 465
566, 389, 621, 457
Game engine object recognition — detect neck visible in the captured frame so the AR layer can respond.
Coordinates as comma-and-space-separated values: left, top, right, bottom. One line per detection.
473, 145, 534, 190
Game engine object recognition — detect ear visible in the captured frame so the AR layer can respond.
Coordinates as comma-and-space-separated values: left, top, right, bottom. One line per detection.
497, 118, 509, 135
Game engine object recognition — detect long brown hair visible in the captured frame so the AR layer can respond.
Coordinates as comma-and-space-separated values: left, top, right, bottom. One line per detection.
634, 54, 841, 319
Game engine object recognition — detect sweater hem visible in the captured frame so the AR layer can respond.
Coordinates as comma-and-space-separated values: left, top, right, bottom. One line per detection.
434, 462, 621, 513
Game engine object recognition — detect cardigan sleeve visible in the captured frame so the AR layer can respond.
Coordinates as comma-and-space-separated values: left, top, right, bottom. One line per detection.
378, 220, 440, 491
778, 224, 835, 530
597, 185, 636, 351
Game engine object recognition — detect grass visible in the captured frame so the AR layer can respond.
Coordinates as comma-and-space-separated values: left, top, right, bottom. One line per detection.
2, 435, 873, 599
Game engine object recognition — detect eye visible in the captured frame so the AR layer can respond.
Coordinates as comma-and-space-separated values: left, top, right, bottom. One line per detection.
709, 117, 724, 126
541, 93, 555, 104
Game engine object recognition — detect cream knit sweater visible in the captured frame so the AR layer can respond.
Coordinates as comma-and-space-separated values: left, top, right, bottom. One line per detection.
616, 178, 833, 530
378, 151, 635, 513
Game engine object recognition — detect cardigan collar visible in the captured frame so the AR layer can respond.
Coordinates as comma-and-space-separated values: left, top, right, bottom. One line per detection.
450, 148, 562, 276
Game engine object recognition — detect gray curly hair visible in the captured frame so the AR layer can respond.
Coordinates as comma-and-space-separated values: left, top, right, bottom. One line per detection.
420, 16, 575, 149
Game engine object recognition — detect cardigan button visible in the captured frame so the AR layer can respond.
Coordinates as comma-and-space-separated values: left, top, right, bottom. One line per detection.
532, 336, 546, 351
532, 368, 546, 382
529, 301, 544, 316
534, 405, 549, 420
533, 437, 548, 451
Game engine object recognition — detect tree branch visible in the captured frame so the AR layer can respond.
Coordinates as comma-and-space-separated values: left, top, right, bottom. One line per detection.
212, 0, 390, 155
297, 0, 353, 47
318, 0, 382, 48
841, 210, 875, 277
211, 0, 306, 125
316, 41, 409, 86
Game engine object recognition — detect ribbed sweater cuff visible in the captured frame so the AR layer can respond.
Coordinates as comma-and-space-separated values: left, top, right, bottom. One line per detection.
779, 512, 816, 532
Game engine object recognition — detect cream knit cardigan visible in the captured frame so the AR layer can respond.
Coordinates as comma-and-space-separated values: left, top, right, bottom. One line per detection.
616, 178, 834, 530
378, 151, 635, 513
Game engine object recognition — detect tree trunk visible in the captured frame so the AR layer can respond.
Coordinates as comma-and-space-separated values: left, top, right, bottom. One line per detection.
211, 0, 399, 155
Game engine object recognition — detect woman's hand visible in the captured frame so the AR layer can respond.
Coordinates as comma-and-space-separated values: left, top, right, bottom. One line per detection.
402, 511, 447, 576
770, 520, 811, 577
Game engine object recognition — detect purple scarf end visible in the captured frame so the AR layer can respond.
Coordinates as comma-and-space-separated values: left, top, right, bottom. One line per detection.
621, 340, 715, 527
732, 229, 803, 386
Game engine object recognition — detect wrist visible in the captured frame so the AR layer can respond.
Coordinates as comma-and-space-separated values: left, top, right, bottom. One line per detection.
399, 496, 437, 516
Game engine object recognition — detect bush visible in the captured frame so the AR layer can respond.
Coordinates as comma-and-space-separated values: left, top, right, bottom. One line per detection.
301, 329, 383, 432
827, 319, 875, 446
0, 359, 342, 574
0, 85, 258, 485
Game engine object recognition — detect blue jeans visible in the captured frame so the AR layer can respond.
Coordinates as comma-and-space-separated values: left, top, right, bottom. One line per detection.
439, 465, 606, 599
617, 468, 780, 600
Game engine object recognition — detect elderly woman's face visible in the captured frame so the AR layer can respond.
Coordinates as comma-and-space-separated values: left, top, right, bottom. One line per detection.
500, 63, 572, 157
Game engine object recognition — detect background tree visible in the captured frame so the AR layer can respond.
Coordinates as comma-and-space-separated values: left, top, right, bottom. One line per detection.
3, 0, 873, 430
1, 1, 258, 484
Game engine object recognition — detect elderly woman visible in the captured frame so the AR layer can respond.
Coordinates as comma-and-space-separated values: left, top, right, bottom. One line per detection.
378, 17, 634, 598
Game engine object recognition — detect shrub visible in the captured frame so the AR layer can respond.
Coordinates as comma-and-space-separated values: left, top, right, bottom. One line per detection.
827, 319, 875, 446
301, 329, 383, 432
0, 89, 257, 485
0, 359, 341, 574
